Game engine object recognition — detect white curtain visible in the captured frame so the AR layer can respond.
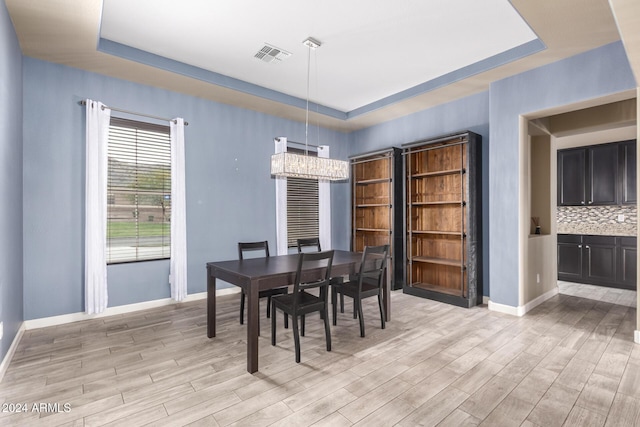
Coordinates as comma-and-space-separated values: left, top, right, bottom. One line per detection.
318, 145, 332, 250
274, 137, 288, 255
85, 99, 111, 314
170, 118, 188, 301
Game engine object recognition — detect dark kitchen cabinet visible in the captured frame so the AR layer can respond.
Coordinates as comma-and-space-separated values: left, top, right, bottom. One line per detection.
557, 234, 636, 290
558, 140, 636, 207
587, 144, 618, 205
557, 234, 583, 281
618, 236, 637, 288
621, 141, 636, 204
583, 235, 616, 282
558, 148, 586, 206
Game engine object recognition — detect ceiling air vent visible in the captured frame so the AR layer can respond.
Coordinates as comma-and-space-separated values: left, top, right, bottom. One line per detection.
254, 43, 292, 63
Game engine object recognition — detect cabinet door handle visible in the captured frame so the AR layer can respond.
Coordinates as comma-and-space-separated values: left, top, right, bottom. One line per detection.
581, 201, 585, 205
585, 245, 590, 249
578, 245, 582, 248
588, 200, 593, 204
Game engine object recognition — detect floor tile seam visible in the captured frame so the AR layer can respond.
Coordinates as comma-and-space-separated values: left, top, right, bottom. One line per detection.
602, 392, 640, 426
397, 383, 472, 425
483, 393, 537, 425
574, 391, 616, 419
218, 379, 307, 426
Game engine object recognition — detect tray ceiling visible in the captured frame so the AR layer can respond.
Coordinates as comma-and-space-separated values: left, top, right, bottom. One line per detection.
5, 0, 629, 131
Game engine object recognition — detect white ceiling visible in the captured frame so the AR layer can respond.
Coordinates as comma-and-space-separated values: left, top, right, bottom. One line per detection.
6, 0, 638, 131
100, 0, 537, 112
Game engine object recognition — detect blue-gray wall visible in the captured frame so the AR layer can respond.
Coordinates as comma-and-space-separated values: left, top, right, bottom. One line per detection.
12, 34, 640, 319
0, 1, 24, 360
489, 41, 636, 307
22, 58, 350, 319
350, 91, 491, 295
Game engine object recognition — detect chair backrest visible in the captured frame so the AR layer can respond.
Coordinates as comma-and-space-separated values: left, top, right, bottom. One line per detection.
238, 241, 270, 260
297, 237, 321, 253
357, 245, 389, 290
293, 250, 334, 306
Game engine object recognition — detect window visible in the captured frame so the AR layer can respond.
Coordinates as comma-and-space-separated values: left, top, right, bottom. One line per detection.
107, 117, 171, 263
286, 149, 319, 247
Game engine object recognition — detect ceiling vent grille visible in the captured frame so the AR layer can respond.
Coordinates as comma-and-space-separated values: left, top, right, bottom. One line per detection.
254, 44, 292, 63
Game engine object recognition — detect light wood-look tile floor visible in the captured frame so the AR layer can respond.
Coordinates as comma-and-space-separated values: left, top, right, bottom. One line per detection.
558, 281, 637, 308
1, 289, 640, 426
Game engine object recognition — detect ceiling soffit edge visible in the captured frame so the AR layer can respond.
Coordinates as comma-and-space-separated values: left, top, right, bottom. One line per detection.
98, 36, 546, 123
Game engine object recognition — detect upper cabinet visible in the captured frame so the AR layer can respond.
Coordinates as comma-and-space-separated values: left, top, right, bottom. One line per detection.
587, 143, 618, 205
557, 140, 636, 206
621, 140, 636, 204
558, 148, 586, 206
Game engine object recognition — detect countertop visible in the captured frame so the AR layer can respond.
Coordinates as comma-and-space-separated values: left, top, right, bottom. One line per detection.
557, 223, 636, 237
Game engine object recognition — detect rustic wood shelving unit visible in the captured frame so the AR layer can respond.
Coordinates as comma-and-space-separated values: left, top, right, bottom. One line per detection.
350, 147, 404, 290
403, 131, 482, 308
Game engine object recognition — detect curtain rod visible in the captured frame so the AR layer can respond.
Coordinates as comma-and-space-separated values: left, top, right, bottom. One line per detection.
78, 100, 189, 126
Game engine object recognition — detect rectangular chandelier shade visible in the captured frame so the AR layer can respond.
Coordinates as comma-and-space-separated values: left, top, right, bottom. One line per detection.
271, 152, 349, 181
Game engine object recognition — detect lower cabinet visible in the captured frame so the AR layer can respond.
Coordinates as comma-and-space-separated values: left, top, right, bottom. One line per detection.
618, 236, 637, 287
583, 235, 617, 283
558, 234, 636, 290
557, 234, 583, 281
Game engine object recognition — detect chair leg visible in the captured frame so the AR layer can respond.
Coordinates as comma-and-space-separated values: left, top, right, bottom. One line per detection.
357, 298, 365, 337
331, 288, 338, 326
378, 293, 386, 330
292, 316, 301, 363
266, 295, 272, 318
240, 291, 245, 325
301, 315, 305, 337
353, 300, 357, 319
323, 304, 331, 352
284, 313, 289, 329
271, 301, 277, 346
340, 294, 345, 313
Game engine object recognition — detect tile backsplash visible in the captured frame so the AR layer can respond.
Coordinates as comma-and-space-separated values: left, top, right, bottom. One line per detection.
557, 205, 637, 236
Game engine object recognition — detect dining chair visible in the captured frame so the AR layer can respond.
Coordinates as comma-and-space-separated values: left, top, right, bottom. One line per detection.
238, 241, 288, 325
331, 245, 389, 337
297, 237, 345, 315
271, 250, 334, 363
296, 237, 321, 253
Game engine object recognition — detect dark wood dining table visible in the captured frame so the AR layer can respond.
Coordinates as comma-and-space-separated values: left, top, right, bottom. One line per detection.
206, 249, 390, 373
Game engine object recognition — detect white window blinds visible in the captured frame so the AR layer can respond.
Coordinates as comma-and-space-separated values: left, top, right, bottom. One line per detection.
107, 117, 171, 263
287, 174, 319, 248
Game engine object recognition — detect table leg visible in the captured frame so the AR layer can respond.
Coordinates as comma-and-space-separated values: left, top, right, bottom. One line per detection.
207, 266, 216, 338
247, 280, 260, 373
384, 265, 391, 321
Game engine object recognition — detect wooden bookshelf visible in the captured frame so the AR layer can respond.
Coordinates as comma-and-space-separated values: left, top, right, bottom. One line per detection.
403, 132, 482, 308
350, 148, 404, 290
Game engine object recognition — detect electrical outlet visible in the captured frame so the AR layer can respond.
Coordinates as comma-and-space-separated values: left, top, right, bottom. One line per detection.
0, 322, 3, 341
618, 214, 625, 222
536, 273, 540, 284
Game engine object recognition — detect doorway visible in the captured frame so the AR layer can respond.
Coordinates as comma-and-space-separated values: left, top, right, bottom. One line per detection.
521, 95, 637, 311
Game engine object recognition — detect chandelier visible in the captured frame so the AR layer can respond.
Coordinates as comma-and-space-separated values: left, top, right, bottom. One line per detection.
270, 37, 349, 181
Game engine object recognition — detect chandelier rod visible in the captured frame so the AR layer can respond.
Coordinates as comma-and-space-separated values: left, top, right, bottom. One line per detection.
304, 41, 311, 156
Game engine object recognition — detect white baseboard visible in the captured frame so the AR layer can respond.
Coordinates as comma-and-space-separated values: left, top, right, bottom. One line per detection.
482, 295, 490, 305
487, 287, 559, 317
635, 330, 640, 344
488, 300, 525, 316
522, 287, 559, 314
23, 287, 240, 330
0, 322, 25, 383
